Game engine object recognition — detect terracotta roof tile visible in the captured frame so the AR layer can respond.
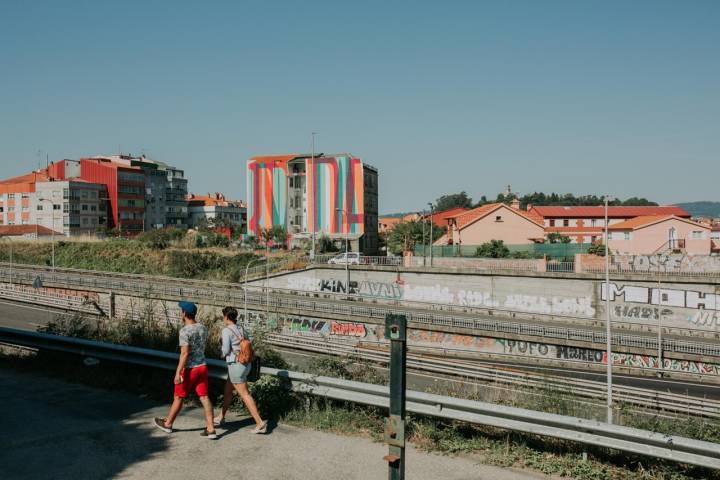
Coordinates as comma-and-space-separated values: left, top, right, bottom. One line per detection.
449, 203, 544, 230
0, 225, 62, 236
529, 206, 690, 218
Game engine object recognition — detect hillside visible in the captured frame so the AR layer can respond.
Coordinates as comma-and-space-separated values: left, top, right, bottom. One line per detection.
675, 201, 720, 218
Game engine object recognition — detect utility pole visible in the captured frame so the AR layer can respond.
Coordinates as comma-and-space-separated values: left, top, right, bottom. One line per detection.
604, 195, 612, 424
427, 203, 434, 267
337, 208, 350, 295
310, 132, 317, 260
657, 253, 663, 373
421, 210, 426, 266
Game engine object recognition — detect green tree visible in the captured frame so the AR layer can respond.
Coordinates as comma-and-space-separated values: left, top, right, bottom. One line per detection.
547, 232, 571, 244
434, 192, 473, 212
475, 239, 510, 258
587, 242, 608, 256
386, 220, 444, 256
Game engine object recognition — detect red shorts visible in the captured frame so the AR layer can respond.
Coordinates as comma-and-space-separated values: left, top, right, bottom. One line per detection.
174, 365, 209, 398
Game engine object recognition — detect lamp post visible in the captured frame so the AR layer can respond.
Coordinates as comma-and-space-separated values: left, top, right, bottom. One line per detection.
657, 252, 663, 373
604, 195, 612, 424
427, 203, 434, 267
310, 132, 317, 260
38, 197, 56, 270
421, 210, 426, 266
336, 208, 350, 295
244, 255, 267, 326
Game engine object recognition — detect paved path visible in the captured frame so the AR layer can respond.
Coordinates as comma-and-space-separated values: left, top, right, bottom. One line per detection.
0, 367, 554, 480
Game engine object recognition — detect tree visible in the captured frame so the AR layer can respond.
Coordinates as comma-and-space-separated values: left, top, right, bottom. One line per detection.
386, 220, 445, 256
547, 232, 571, 244
434, 192, 473, 212
475, 239, 510, 258
587, 242, 608, 256
271, 225, 288, 248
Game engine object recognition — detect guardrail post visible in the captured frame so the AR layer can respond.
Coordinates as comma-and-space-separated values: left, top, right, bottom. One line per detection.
109, 291, 116, 320
383, 314, 407, 480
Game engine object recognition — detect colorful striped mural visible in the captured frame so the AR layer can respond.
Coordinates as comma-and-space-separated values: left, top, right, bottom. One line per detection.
247, 154, 365, 238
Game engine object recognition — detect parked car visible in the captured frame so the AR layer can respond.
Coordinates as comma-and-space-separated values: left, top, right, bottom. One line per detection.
328, 252, 361, 265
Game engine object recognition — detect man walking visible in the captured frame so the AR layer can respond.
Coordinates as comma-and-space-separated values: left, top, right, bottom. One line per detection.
154, 301, 218, 439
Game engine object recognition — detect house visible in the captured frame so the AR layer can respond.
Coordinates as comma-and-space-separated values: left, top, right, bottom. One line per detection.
527, 205, 691, 244
435, 202, 545, 246
607, 215, 711, 255
426, 207, 470, 228
0, 224, 63, 239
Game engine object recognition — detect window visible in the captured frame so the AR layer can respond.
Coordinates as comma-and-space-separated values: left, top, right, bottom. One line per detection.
691, 231, 705, 240
8, 193, 15, 199
91, 205, 97, 212
549, 219, 555, 227
37, 205, 43, 211
495, 215, 503, 222
591, 235, 597, 243
563, 219, 569, 227
21, 206, 28, 212
590, 219, 596, 227
624, 232, 631, 241
81, 190, 88, 199
81, 204, 88, 211
82, 218, 88, 225
21, 193, 29, 199
8, 207, 14, 212
53, 204, 61, 211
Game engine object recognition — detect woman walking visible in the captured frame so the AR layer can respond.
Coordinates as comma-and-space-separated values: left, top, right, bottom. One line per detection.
215, 306, 268, 433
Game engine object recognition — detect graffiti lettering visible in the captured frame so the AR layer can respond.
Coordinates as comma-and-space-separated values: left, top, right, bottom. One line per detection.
330, 321, 366, 337
556, 346, 604, 363
287, 318, 328, 334
613, 304, 674, 320
602, 282, 720, 312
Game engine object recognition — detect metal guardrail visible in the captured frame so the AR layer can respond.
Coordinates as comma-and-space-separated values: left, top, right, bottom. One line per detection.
1, 327, 719, 470
2, 263, 720, 360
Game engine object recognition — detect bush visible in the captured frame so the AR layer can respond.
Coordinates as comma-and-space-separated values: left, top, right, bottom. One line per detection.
587, 242, 607, 256
475, 240, 510, 258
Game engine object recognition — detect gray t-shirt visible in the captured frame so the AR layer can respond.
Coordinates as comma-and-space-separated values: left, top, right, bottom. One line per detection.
179, 323, 208, 368
221, 324, 246, 363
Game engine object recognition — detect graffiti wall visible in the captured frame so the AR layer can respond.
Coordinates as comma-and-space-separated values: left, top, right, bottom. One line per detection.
278, 313, 720, 375
610, 254, 720, 274
279, 270, 596, 317
600, 281, 720, 331
246, 154, 365, 237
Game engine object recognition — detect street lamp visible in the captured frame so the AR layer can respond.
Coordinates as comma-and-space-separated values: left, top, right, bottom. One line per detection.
38, 197, 56, 270
427, 203, 434, 267
336, 208, 350, 295
244, 255, 267, 327
604, 195, 612, 423
421, 210, 426, 266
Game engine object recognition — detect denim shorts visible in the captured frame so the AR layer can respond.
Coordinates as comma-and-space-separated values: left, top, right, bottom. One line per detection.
227, 362, 251, 384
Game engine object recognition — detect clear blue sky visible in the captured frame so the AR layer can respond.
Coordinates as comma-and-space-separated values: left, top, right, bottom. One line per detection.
1, 0, 718, 213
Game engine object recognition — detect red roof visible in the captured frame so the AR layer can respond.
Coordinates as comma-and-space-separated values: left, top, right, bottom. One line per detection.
448, 203, 545, 230
608, 215, 709, 231
0, 225, 62, 236
430, 207, 469, 227
528, 206, 690, 218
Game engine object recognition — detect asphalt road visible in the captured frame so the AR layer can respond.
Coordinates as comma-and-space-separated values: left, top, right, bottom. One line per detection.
0, 367, 554, 480
2, 298, 719, 401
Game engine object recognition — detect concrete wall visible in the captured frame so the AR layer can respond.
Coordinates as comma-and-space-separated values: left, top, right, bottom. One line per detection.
263, 267, 720, 334
279, 316, 720, 376
576, 253, 720, 274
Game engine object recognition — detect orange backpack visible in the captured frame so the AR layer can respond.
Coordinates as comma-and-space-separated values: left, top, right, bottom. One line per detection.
228, 326, 253, 365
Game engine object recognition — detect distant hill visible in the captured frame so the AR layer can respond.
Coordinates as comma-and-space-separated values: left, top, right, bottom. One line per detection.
675, 201, 720, 218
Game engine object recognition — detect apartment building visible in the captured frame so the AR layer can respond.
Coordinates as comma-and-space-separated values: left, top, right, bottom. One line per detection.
187, 193, 246, 231
527, 205, 691, 244
0, 170, 107, 236
247, 153, 379, 254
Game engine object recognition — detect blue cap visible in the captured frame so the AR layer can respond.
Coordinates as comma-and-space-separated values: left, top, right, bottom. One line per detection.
178, 301, 198, 317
